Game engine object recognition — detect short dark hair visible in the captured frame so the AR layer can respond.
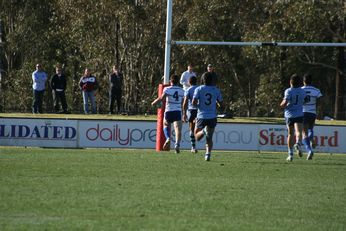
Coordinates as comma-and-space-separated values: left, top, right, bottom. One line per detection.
303, 74, 312, 85
189, 76, 197, 85
202, 72, 213, 86
290, 74, 302, 88
170, 74, 179, 85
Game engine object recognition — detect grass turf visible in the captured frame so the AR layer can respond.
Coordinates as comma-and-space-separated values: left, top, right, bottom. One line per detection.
0, 147, 345, 230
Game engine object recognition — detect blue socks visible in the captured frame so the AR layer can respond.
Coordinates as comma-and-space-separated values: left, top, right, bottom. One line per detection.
163, 126, 170, 140
190, 131, 196, 148
308, 129, 314, 141
303, 137, 312, 153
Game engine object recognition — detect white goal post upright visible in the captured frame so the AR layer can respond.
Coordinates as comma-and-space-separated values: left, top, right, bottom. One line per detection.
163, 0, 173, 85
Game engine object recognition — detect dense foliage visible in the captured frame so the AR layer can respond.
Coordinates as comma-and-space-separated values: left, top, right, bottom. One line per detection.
0, 0, 345, 118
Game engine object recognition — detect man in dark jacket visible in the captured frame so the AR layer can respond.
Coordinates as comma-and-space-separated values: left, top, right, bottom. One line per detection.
50, 66, 68, 113
108, 65, 123, 114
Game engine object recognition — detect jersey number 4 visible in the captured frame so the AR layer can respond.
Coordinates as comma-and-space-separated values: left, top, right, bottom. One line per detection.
173, 91, 179, 101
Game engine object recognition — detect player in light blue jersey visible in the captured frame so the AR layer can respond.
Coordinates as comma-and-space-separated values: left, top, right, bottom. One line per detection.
280, 74, 306, 162
152, 74, 185, 153
192, 72, 223, 161
302, 74, 322, 160
182, 76, 198, 153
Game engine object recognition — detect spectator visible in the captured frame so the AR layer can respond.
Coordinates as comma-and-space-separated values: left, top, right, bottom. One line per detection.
79, 68, 98, 114
50, 65, 68, 113
206, 63, 218, 86
180, 64, 196, 91
108, 65, 123, 114
32, 63, 48, 114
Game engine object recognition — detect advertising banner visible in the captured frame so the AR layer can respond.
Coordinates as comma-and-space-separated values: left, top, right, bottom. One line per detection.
78, 120, 157, 148
258, 124, 345, 153
0, 118, 78, 148
1, 118, 345, 153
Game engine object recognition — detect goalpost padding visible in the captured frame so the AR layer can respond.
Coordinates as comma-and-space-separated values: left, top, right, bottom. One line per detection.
156, 84, 170, 151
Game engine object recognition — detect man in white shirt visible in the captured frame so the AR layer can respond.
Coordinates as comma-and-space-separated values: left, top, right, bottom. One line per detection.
180, 64, 196, 91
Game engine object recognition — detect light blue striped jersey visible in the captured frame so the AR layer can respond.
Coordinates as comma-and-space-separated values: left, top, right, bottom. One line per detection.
283, 87, 306, 118
184, 85, 198, 110
193, 85, 222, 119
301, 85, 322, 114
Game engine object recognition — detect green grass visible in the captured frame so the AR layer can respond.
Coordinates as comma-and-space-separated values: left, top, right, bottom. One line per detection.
0, 147, 345, 230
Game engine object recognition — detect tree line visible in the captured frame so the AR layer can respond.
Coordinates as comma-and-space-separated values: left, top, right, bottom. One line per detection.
0, 0, 345, 119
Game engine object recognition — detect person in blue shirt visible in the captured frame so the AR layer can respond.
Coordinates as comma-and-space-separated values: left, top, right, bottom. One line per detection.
192, 72, 223, 161
182, 76, 198, 153
280, 74, 306, 162
32, 63, 48, 114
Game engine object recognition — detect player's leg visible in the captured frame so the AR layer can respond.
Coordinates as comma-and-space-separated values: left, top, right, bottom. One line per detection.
204, 119, 217, 161
308, 114, 316, 148
293, 118, 303, 158
194, 118, 205, 141
189, 121, 197, 153
162, 118, 171, 151
173, 120, 182, 153
303, 113, 315, 159
302, 121, 313, 157
286, 118, 294, 161
205, 126, 215, 158
188, 110, 197, 153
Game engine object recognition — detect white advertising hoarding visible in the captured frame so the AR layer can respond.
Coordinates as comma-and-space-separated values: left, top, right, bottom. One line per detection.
258, 124, 345, 153
1, 118, 345, 153
78, 120, 157, 148
0, 118, 78, 148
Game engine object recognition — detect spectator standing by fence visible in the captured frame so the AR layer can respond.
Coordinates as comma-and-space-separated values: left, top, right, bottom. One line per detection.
79, 68, 98, 114
32, 63, 47, 114
108, 65, 123, 114
180, 64, 196, 91
50, 65, 68, 114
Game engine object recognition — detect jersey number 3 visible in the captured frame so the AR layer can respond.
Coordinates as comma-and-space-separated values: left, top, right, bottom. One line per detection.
205, 93, 212, 105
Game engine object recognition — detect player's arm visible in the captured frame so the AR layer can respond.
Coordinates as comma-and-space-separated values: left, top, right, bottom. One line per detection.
192, 98, 198, 107
182, 96, 188, 122
217, 100, 224, 112
280, 99, 288, 109
151, 93, 166, 107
